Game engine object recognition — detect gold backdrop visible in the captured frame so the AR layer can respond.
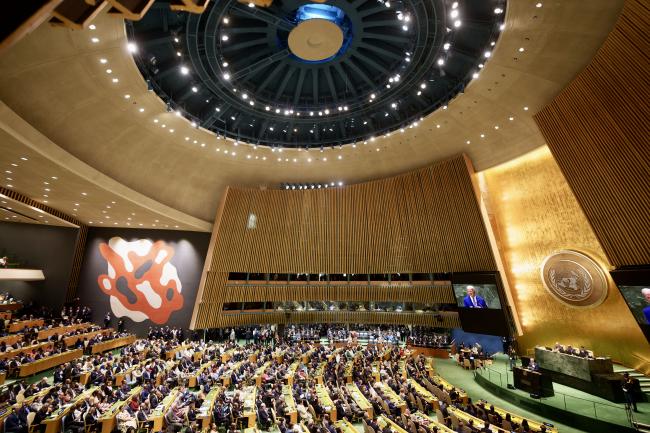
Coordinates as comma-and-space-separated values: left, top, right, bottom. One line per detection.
481, 146, 650, 370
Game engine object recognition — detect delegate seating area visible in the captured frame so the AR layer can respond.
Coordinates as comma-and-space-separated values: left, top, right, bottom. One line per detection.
0, 304, 135, 382
0, 328, 558, 433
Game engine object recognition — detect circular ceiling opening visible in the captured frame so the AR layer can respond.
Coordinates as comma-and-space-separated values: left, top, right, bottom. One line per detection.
287, 4, 352, 63
128, 0, 506, 149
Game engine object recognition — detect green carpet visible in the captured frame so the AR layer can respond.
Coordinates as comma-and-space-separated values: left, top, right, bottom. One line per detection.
435, 355, 648, 433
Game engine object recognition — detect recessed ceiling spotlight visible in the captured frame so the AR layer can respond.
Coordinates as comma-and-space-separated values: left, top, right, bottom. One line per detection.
500, 24, 505, 31
509, 116, 514, 121
472, 72, 479, 79
112, 78, 119, 83
89, 24, 96, 30
450, 10, 459, 19
99, 58, 107, 64
222, 35, 229, 41
518, 47, 525, 52
127, 42, 138, 53
443, 43, 451, 50
180, 66, 190, 75
494, 8, 503, 14
124, 94, 131, 99
536, 2, 543, 7
453, 20, 462, 28
106, 69, 112, 74
91, 37, 100, 43
223, 73, 230, 80
223, 17, 230, 24
437, 58, 445, 66
484, 51, 491, 58
523, 106, 529, 111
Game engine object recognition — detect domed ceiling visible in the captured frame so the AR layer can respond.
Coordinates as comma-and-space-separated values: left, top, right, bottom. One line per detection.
130, 0, 504, 147
0, 0, 624, 226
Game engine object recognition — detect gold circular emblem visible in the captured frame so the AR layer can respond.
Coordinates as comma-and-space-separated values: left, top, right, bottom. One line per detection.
540, 250, 608, 308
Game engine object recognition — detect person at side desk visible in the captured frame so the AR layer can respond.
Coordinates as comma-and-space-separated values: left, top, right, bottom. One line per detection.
528, 359, 540, 372
463, 286, 488, 308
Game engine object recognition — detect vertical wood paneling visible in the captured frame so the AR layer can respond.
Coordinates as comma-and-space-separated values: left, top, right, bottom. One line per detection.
195, 155, 496, 328
534, 0, 650, 267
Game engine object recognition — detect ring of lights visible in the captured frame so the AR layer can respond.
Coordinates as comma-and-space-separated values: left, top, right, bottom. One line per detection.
128, 0, 505, 148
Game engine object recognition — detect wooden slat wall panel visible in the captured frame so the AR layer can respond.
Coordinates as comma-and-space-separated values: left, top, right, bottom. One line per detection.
219, 284, 455, 304
195, 155, 496, 329
215, 311, 461, 329
534, 0, 650, 267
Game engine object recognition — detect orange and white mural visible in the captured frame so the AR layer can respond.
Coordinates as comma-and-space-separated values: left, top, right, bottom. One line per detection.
97, 237, 184, 324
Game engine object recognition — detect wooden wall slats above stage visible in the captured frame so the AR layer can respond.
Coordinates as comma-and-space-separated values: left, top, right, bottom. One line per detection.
219, 283, 455, 304
534, 0, 650, 267
193, 155, 496, 329
215, 310, 461, 329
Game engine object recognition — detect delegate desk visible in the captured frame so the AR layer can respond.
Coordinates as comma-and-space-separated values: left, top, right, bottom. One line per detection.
37, 323, 90, 340
91, 335, 136, 354
64, 328, 111, 347
0, 302, 21, 311
431, 375, 468, 404
535, 347, 613, 381
477, 400, 557, 433
151, 389, 179, 431
448, 406, 508, 433
98, 386, 142, 433
19, 349, 83, 377
335, 418, 358, 433
43, 387, 96, 433
282, 385, 298, 424
346, 383, 373, 417
241, 385, 257, 428
375, 382, 407, 414
8, 318, 44, 333
197, 387, 221, 430
407, 379, 439, 410
377, 415, 408, 433
0, 341, 54, 360
513, 367, 554, 397
315, 384, 336, 421
411, 412, 456, 433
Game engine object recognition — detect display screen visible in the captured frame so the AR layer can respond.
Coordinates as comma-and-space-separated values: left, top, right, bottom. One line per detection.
611, 267, 650, 342
453, 283, 502, 309
451, 272, 509, 337
618, 286, 650, 325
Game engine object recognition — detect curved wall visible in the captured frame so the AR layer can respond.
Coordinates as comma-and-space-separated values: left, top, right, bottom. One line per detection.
193, 155, 497, 328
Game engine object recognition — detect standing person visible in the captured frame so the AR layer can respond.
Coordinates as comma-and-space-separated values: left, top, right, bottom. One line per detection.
622, 373, 639, 412
117, 318, 125, 333
229, 328, 236, 343
104, 312, 112, 329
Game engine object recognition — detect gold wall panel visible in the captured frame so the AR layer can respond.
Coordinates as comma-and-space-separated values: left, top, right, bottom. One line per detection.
482, 146, 650, 367
534, 0, 650, 267
194, 155, 497, 329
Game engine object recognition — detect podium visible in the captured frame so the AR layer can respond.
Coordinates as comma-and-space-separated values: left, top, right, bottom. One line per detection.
513, 367, 554, 397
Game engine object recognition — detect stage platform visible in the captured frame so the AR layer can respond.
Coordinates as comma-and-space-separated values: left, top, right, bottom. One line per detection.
467, 355, 649, 433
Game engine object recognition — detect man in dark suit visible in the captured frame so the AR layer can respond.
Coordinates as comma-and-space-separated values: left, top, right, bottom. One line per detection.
463, 286, 488, 308
5, 408, 26, 433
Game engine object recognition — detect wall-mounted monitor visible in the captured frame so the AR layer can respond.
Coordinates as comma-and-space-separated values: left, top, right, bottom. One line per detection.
451, 272, 509, 337
610, 267, 650, 342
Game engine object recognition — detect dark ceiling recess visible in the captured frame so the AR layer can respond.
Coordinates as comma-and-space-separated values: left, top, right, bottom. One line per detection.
128, 0, 505, 148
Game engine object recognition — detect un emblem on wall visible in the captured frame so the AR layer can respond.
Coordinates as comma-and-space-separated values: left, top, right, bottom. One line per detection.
540, 250, 608, 308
